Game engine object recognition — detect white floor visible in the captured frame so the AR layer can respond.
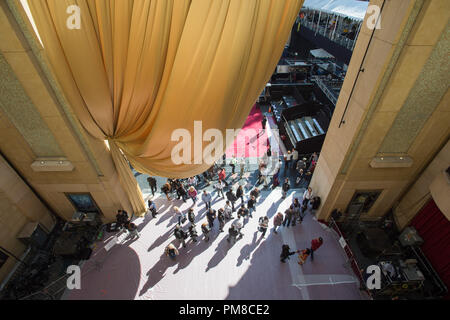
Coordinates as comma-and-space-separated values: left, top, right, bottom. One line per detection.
63, 185, 367, 300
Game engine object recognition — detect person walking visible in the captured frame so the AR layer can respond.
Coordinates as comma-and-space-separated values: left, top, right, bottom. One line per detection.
202, 190, 212, 210
239, 158, 245, 177
236, 185, 244, 206
188, 225, 198, 242
187, 176, 197, 188
218, 167, 228, 187
188, 186, 198, 205
201, 222, 211, 242
258, 216, 269, 238
296, 168, 304, 186
262, 116, 267, 130
280, 244, 297, 263
273, 212, 284, 234
173, 206, 186, 225
215, 180, 225, 199
126, 222, 140, 239
292, 197, 301, 226
148, 199, 157, 218
250, 187, 260, 201
282, 178, 290, 199
297, 248, 311, 265
206, 208, 216, 229
284, 150, 292, 171
174, 225, 187, 248
310, 237, 323, 261
247, 196, 256, 218
237, 204, 249, 223
230, 156, 237, 174
217, 208, 226, 232
227, 225, 240, 245
162, 181, 172, 201
292, 148, 299, 170
282, 205, 294, 228
302, 187, 313, 207
147, 176, 157, 196
224, 200, 233, 220
176, 183, 188, 202
226, 188, 237, 212
187, 208, 196, 226
165, 243, 179, 260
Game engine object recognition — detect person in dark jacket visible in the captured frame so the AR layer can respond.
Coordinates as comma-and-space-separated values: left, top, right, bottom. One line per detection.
206, 208, 216, 229
250, 188, 260, 201
226, 189, 237, 212
280, 244, 297, 263
174, 225, 187, 248
148, 200, 157, 218
247, 196, 256, 218
227, 225, 240, 244
237, 205, 249, 221
201, 222, 211, 242
217, 208, 226, 232
262, 116, 267, 130
188, 225, 198, 242
147, 176, 157, 196
282, 205, 294, 228
187, 208, 196, 226
282, 178, 290, 199
236, 185, 244, 206
176, 183, 188, 202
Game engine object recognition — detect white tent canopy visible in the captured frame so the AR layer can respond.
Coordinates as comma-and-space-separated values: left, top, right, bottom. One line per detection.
302, 0, 369, 21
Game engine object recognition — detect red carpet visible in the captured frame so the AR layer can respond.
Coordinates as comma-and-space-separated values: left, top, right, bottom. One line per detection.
226, 104, 268, 158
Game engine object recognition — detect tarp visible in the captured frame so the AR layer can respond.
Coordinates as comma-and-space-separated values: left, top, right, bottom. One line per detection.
310, 48, 335, 59
302, 0, 369, 20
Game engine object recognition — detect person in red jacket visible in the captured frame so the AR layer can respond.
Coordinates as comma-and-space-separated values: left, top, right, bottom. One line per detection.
218, 168, 228, 186
310, 237, 323, 261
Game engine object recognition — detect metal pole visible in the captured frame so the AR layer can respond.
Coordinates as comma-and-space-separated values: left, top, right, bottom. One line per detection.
331, 14, 338, 40
315, 11, 321, 36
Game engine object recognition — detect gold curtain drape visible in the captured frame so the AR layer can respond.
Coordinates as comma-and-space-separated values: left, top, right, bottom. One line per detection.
27, 0, 303, 215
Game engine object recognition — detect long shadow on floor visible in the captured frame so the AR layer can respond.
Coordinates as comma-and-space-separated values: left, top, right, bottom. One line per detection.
139, 252, 179, 297
205, 234, 232, 272
236, 230, 262, 267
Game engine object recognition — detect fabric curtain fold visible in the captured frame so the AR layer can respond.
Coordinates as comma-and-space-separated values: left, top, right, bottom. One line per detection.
26, 0, 303, 215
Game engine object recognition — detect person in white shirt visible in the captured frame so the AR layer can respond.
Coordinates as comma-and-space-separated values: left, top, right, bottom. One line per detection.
230, 156, 237, 174
224, 200, 233, 219
302, 187, 313, 206
284, 150, 292, 170
292, 148, 299, 169
173, 206, 186, 225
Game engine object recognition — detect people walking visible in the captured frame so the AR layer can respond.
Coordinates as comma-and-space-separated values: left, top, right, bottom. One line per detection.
284, 150, 292, 170
292, 148, 299, 170
310, 237, 323, 261
202, 190, 212, 210
206, 208, 216, 229
226, 188, 237, 212
188, 186, 198, 205
258, 216, 269, 238
174, 225, 188, 248
165, 243, 179, 260
292, 198, 301, 226
147, 176, 157, 196
282, 205, 294, 227
176, 183, 188, 202
173, 206, 186, 225
187, 208, 196, 226
148, 200, 157, 218
236, 185, 244, 206
230, 156, 237, 174
250, 187, 260, 201
280, 244, 297, 263
273, 212, 284, 234
247, 196, 256, 218
224, 200, 233, 219
282, 178, 290, 199
218, 167, 228, 186
162, 181, 172, 201
201, 222, 211, 242
215, 180, 225, 199
227, 225, 240, 245
188, 225, 198, 242
217, 208, 225, 232
237, 204, 249, 223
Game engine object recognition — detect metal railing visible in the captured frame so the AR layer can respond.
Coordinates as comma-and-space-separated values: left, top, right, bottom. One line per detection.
300, 20, 357, 51
328, 217, 373, 299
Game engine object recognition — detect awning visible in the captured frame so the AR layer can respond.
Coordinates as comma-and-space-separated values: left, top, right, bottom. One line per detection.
302, 0, 369, 21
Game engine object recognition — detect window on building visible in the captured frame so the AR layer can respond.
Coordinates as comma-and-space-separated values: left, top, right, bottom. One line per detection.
346, 190, 381, 215
65, 193, 101, 214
